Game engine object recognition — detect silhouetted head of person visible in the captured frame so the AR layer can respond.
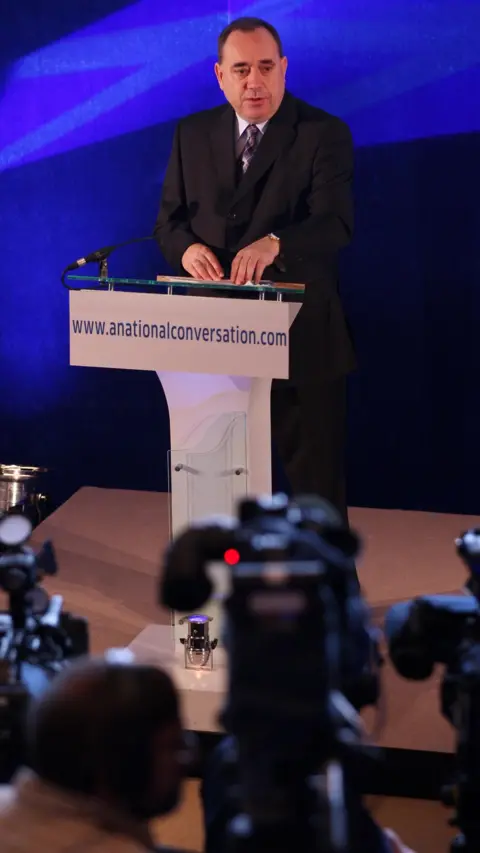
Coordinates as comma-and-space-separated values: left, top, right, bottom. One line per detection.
25, 657, 185, 820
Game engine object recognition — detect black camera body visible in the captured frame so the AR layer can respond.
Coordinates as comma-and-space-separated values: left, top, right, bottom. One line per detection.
0, 513, 89, 781
385, 529, 480, 853
161, 494, 382, 853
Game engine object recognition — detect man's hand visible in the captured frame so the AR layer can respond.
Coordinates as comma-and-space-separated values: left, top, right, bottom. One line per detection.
182, 243, 224, 281
231, 236, 280, 285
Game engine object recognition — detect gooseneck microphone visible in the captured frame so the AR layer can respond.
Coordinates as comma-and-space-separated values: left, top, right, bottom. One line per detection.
61, 234, 155, 289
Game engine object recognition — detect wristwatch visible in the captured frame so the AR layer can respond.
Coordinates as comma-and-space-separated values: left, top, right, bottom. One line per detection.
267, 233, 285, 272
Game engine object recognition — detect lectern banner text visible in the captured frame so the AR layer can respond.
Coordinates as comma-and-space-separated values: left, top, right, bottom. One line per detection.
69, 290, 291, 378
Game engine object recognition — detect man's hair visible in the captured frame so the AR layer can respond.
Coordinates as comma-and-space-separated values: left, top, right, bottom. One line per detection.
218, 17, 284, 62
26, 658, 180, 798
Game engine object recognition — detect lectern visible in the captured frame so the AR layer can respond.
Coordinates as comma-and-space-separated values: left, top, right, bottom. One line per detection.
68, 275, 303, 729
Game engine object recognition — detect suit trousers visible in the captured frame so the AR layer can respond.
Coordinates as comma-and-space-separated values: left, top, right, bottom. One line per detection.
270, 377, 347, 523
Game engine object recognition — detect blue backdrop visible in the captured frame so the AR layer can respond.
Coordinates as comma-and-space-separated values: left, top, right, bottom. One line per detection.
1, 0, 479, 513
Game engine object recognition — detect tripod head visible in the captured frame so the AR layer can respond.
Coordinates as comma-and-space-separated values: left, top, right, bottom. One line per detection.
0, 514, 56, 613
0, 512, 64, 681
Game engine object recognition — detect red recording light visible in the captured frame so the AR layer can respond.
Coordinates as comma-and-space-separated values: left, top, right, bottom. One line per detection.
224, 548, 240, 566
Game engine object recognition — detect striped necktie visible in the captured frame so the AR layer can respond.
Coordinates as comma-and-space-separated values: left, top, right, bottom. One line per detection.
241, 124, 261, 173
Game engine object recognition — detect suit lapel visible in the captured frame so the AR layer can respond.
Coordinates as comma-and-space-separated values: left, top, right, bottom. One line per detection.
230, 91, 298, 207
208, 106, 237, 211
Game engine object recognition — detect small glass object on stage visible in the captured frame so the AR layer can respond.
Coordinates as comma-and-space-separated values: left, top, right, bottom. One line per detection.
179, 614, 218, 670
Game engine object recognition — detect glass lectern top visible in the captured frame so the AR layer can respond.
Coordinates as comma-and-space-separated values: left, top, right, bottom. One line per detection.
67, 274, 304, 295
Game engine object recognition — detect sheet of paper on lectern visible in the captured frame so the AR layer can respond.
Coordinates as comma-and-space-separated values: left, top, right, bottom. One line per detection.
156, 275, 274, 286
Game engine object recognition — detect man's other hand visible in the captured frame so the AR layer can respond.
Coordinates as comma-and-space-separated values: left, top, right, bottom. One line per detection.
231, 236, 280, 285
384, 829, 416, 853
182, 244, 224, 281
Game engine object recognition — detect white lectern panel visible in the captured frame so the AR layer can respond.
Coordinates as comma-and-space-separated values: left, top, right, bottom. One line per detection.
69, 287, 300, 722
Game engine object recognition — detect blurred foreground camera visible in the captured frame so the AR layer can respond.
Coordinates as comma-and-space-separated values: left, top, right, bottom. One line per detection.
385, 528, 480, 853
0, 512, 89, 780
161, 494, 382, 853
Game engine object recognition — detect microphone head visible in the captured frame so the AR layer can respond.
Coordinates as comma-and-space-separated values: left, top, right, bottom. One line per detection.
85, 245, 115, 264
160, 573, 213, 614
159, 526, 217, 612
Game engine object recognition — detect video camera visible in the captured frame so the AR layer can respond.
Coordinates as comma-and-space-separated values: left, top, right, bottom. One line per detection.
160, 494, 383, 853
0, 512, 89, 780
386, 528, 480, 853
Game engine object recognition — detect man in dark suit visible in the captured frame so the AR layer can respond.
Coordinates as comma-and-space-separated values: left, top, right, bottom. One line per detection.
154, 16, 356, 521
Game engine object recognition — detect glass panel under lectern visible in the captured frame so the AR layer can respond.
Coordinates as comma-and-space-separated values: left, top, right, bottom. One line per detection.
167, 411, 247, 538
168, 410, 246, 665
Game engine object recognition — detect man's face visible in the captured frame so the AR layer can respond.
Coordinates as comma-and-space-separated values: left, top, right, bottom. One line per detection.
215, 27, 287, 123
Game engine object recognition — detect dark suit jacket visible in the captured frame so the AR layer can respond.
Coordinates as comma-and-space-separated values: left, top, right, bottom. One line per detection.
154, 91, 356, 384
